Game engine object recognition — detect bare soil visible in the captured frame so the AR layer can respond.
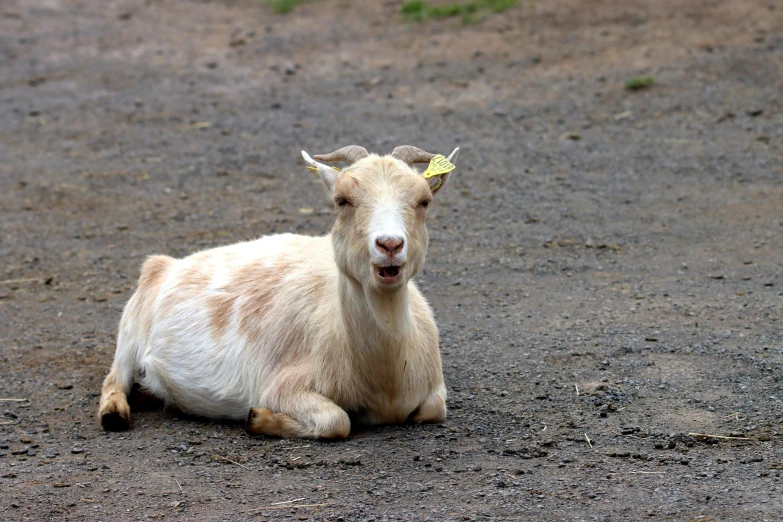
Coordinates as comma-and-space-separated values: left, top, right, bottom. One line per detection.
1, 0, 781, 520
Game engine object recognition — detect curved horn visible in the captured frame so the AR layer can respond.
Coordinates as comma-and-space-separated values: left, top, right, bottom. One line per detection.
391, 145, 436, 165
313, 145, 369, 164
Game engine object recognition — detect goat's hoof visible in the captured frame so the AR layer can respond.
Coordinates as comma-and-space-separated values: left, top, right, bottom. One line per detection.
245, 408, 259, 435
100, 411, 130, 431
245, 409, 257, 427
246, 407, 282, 436
245, 408, 264, 435
98, 390, 131, 431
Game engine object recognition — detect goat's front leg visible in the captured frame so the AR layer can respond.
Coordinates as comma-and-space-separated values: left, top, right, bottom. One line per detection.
411, 384, 447, 424
246, 388, 351, 439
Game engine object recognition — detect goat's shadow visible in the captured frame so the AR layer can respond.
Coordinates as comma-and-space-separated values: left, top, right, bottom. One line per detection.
125, 386, 442, 440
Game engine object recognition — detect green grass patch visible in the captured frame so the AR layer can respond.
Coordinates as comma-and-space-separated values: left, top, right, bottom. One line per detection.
266, 0, 311, 14
624, 76, 654, 91
401, 0, 518, 24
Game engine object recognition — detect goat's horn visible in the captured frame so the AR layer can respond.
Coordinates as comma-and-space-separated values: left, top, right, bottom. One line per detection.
391, 145, 436, 165
313, 145, 369, 164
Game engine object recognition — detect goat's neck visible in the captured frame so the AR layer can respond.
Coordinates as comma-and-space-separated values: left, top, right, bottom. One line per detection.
338, 275, 412, 346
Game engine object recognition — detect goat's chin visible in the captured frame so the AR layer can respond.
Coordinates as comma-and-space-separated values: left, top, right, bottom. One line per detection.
372, 278, 406, 293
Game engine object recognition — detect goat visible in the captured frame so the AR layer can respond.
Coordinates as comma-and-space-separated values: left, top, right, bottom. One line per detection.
98, 144, 458, 439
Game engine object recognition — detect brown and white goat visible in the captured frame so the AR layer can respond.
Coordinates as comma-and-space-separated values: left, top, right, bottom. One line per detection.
98, 144, 458, 439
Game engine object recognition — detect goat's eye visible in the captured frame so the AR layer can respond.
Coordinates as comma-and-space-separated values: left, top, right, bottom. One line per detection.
336, 197, 351, 207
419, 199, 431, 208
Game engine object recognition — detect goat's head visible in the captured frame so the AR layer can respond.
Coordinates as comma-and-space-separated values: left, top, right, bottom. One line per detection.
302, 145, 458, 293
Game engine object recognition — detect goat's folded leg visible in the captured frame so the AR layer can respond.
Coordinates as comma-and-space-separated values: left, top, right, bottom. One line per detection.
411, 385, 447, 424
246, 392, 351, 439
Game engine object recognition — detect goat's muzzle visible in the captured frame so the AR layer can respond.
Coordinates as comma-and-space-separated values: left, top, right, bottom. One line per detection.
375, 237, 404, 257
372, 235, 406, 286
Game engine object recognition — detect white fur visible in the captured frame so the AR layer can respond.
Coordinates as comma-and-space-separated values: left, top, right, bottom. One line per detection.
369, 203, 407, 265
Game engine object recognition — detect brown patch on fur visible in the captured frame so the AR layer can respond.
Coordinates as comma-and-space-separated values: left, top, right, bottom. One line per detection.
204, 262, 292, 345
177, 261, 211, 290
138, 255, 173, 293
134, 255, 174, 334
205, 252, 330, 356
233, 263, 284, 344
205, 293, 238, 340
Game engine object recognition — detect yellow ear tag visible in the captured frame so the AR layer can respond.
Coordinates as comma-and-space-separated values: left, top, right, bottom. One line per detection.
422, 154, 455, 191
306, 165, 340, 179
422, 154, 455, 179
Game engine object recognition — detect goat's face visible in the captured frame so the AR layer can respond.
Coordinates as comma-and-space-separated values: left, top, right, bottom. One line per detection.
331, 157, 432, 291
302, 147, 458, 293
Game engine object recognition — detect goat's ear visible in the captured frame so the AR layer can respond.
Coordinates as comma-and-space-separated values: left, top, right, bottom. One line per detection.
424, 147, 459, 195
302, 151, 340, 194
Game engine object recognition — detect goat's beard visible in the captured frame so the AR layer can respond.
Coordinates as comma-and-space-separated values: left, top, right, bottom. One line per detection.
364, 283, 412, 338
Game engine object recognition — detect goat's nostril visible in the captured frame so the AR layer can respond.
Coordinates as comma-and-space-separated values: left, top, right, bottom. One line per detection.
376, 237, 404, 255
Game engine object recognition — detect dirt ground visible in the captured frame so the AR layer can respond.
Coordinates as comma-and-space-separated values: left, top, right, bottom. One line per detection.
0, 0, 781, 520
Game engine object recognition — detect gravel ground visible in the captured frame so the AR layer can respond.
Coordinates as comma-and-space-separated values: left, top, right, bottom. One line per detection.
0, 0, 781, 520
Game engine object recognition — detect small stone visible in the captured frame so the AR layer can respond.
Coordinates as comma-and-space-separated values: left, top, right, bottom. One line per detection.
71, 447, 84, 454
559, 132, 582, 141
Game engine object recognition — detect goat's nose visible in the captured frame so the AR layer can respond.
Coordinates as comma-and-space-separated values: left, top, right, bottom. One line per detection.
375, 237, 404, 256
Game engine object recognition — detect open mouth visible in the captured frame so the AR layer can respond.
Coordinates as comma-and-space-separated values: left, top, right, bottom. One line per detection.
376, 265, 402, 284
